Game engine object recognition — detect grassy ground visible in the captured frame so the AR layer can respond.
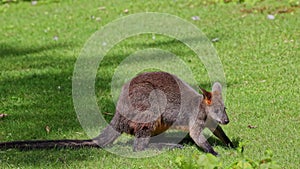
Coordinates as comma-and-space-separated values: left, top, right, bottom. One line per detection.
0, 0, 299, 168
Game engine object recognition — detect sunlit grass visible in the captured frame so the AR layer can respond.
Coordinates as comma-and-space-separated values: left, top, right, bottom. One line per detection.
0, 0, 299, 168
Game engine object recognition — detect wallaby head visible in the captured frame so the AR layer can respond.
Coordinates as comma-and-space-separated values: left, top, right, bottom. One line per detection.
200, 82, 229, 125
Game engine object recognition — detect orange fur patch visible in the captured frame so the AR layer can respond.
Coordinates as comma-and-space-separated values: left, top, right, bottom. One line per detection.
151, 125, 170, 136
205, 99, 212, 105
151, 117, 171, 136
171, 125, 189, 132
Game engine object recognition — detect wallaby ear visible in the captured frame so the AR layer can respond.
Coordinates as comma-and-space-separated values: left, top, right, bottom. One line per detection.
200, 87, 212, 105
212, 82, 222, 93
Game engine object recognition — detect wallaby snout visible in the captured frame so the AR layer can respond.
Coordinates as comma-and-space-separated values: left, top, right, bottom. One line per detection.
221, 117, 229, 125
215, 115, 229, 125
220, 109, 230, 124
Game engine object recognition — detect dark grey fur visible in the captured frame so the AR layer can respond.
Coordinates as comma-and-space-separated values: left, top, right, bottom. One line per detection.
0, 72, 233, 155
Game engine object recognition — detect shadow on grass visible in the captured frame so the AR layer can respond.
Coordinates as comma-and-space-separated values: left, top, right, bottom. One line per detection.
117, 131, 240, 152
0, 148, 109, 167
124, 35, 217, 50
0, 42, 74, 58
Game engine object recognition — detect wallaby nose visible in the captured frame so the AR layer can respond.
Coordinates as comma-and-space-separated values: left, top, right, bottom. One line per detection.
223, 119, 229, 124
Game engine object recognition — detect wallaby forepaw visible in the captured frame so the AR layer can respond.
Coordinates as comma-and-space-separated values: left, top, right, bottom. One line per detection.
170, 144, 184, 149
212, 152, 219, 156
172, 144, 184, 149
210, 150, 219, 156
163, 143, 184, 150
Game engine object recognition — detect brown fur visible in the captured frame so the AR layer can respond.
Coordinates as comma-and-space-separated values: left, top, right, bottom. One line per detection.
0, 72, 233, 156
94, 72, 233, 155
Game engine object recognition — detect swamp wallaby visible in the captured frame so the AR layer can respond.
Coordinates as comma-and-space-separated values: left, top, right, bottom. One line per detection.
0, 72, 233, 156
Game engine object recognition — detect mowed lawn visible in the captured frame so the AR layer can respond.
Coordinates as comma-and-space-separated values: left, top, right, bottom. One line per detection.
0, 0, 299, 168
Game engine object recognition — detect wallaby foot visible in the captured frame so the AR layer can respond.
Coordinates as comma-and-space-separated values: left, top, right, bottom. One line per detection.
202, 145, 219, 156
133, 137, 150, 151
148, 143, 184, 150
196, 140, 219, 156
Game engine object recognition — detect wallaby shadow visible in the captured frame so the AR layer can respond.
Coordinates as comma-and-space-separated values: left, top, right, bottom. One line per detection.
115, 132, 240, 153
179, 135, 240, 149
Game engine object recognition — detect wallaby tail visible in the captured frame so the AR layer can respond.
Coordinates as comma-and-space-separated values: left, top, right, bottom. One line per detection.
0, 139, 99, 150
0, 115, 122, 150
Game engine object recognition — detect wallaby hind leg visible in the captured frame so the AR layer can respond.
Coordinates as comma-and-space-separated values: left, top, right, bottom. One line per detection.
133, 127, 152, 151
93, 125, 121, 148
208, 125, 234, 147
133, 137, 150, 151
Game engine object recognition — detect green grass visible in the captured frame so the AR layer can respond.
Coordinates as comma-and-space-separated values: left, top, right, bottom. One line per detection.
0, 0, 299, 168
